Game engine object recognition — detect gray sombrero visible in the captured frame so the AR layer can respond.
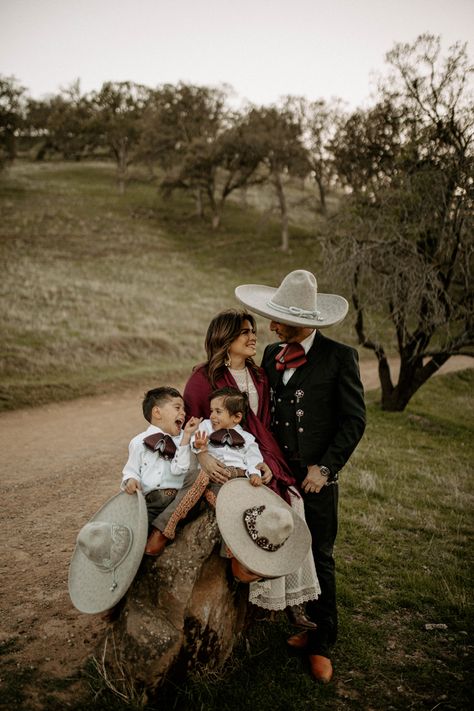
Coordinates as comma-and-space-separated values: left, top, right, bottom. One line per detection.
68, 491, 148, 614
235, 269, 348, 328
215, 479, 311, 578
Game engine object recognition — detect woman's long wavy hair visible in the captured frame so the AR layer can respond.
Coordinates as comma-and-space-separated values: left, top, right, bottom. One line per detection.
204, 309, 261, 387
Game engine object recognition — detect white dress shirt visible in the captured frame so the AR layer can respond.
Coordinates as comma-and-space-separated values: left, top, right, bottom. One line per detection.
121, 425, 196, 495
191, 421, 263, 477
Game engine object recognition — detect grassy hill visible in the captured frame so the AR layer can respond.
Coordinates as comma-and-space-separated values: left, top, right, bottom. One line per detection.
1, 160, 358, 412
1, 162, 472, 708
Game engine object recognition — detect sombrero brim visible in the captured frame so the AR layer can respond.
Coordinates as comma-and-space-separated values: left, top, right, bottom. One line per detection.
216, 479, 311, 578
68, 492, 148, 614
235, 284, 348, 328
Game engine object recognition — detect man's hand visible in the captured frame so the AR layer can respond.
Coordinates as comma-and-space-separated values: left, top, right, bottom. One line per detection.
197, 451, 230, 484
301, 465, 328, 494
124, 479, 141, 495
256, 461, 273, 485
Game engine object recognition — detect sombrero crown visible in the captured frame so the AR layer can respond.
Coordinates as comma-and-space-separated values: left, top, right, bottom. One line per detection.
235, 269, 348, 328
68, 492, 148, 614
216, 479, 311, 578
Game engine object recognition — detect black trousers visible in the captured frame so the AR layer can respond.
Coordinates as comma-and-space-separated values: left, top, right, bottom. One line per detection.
290, 463, 339, 656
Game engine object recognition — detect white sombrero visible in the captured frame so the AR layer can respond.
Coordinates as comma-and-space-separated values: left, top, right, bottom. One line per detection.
215, 479, 311, 578
68, 492, 148, 614
235, 269, 348, 328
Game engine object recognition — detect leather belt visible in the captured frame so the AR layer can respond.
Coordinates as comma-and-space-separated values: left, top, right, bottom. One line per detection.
146, 488, 177, 498
225, 467, 247, 479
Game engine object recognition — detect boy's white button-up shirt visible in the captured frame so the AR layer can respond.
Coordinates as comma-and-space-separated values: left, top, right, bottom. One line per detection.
191, 421, 263, 477
121, 425, 196, 495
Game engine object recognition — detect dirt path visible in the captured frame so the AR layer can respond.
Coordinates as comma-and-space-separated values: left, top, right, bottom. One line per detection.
0, 355, 471, 704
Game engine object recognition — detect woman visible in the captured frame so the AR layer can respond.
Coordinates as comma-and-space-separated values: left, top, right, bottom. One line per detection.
183, 309, 320, 618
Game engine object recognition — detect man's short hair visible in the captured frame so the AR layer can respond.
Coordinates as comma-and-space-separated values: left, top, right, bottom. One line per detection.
142, 386, 182, 422
210, 386, 249, 420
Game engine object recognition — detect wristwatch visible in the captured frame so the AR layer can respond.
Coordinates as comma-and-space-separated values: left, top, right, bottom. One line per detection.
319, 465, 331, 479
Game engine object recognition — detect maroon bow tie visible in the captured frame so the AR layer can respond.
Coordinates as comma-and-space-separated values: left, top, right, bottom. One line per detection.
275, 343, 307, 371
209, 429, 245, 448
143, 433, 177, 459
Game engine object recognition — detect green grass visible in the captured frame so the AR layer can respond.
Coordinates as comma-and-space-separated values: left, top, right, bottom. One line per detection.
160, 371, 471, 711
0, 160, 370, 412
2, 370, 469, 711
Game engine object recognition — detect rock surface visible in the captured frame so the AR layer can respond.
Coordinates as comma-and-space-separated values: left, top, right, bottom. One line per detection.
106, 508, 247, 693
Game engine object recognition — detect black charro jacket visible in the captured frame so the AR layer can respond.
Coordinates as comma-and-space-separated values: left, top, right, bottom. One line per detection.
262, 331, 366, 476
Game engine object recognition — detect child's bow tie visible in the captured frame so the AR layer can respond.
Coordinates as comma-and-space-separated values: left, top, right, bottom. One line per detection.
209, 429, 245, 448
143, 433, 177, 459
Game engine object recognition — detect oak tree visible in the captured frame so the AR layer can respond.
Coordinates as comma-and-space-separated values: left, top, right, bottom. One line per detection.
328, 35, 473, 410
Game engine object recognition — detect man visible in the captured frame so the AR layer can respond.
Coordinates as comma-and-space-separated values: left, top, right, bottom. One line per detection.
235, 269, 366, 683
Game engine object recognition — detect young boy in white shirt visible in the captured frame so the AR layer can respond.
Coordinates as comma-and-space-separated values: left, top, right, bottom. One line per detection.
122, 386, 201, 556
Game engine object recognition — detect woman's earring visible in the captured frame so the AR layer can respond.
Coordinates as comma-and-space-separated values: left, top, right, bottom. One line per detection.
224, 352, 231, 367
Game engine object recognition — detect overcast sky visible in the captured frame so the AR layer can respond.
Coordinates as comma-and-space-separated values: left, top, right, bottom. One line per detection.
1, 0, 473, 108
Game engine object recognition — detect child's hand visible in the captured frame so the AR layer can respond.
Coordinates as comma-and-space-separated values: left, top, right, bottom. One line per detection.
184, 416, 202, 435
194, 430, 209, 451
124, 479, 141, 494
249, 474, 263, 487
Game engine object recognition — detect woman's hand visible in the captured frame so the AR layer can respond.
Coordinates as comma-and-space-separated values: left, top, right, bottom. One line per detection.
256, 461, 273, 485
197, 451, 230, 484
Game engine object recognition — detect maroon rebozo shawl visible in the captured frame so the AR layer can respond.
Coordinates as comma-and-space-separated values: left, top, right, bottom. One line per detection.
183, 364, 298, 503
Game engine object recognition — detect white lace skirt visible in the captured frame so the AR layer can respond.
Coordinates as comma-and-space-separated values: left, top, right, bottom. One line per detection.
248, 487, 321, 610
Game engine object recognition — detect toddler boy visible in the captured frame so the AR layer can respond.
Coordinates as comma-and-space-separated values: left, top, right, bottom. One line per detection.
192, 386, 263, 494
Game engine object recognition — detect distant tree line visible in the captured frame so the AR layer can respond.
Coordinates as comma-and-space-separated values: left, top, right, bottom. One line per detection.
1, 34, 472, 410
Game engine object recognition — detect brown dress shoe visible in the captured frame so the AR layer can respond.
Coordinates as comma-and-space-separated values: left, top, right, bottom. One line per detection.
144, 528, 169, 556
287, 630, 309, 649
309, 654, 333, 683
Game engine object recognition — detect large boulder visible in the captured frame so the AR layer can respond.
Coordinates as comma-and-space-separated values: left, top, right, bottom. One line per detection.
104, 508, 247, 693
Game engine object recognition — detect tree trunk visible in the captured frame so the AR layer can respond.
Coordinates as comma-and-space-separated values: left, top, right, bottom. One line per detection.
208, 193, 221, 230
315, 177, 327, 215
380, 353, 451, 411
274, 172, 289, 251
195, 189, 204, 218
116, 141, 128, 194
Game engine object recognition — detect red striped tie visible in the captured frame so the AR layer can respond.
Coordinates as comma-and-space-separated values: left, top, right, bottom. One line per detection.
275, 343, 307, 371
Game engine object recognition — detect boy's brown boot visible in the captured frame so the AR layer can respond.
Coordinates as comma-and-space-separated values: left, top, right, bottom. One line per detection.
231, 557, 263, 583
144, 528, 169, 556
287, 630, 309, 649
